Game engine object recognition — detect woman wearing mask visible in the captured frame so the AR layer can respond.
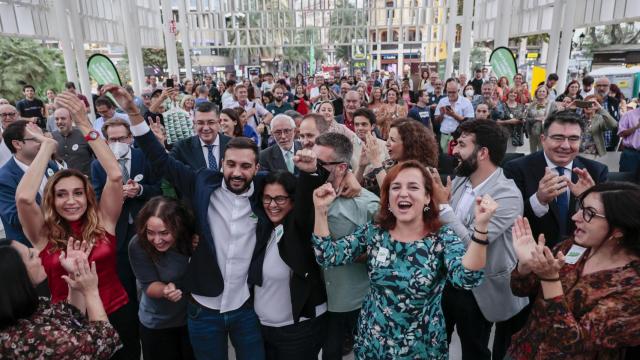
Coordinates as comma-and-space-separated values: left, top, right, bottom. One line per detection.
463, 84, 476, 101
254, 170, 328, 359
129, 197, 196, 360
525, 86, 550, 152
312, 160, 495, 359
15, 91, 139, 360
507, 182, 640, 359
498, 88, 526, 151
219, 108, 243, 138
579, 94, 618, 159
0, 239, 121, 359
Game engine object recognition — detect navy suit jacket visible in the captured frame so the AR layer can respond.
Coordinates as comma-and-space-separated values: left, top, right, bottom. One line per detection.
91, 148, 161, 253
169, 134, 231, 171
503, 151, 608, 248
0, 158, 59, 246
259, 141, 301, 175
134, 130, 270, 298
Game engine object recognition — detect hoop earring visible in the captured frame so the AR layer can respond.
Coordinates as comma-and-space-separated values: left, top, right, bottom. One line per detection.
423, 205, 430, 213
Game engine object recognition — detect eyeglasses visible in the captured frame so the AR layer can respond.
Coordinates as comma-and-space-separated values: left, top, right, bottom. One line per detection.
548, 135, 581, 143
577, 199, 606, 223
22, 137, 41, 144
317, 158, 344, 168
108, 136, 131, 143
0, 112, 17, 117
272, 128, 293, 137
262, 195, 290, 206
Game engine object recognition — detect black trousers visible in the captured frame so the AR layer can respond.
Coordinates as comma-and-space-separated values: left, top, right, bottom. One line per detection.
443, 284, 531, 360
261, 313, 328, 360
139, 323, 195, 360
108, 300, 141, 360
322, 309, 359, 360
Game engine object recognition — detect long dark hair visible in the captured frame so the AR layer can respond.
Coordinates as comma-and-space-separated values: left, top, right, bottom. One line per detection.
135, 197, 195, 262
220, 108, 243, 137
0, 239, 39, 329
263, 170, 296, 200
579, 182, 640, 257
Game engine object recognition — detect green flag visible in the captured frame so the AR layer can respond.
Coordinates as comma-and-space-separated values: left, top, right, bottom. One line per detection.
87, 54, 122, 86
489, 47, 517, 81
310, 46, 316, 75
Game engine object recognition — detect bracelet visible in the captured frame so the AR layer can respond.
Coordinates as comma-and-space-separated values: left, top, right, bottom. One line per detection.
470, 234, 489, 245
538, 276, 561, 282
473, 227, 488, 235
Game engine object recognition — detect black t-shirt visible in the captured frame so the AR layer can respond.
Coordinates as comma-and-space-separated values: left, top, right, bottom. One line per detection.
470, 78, 483, 95
16, 98, 45, 128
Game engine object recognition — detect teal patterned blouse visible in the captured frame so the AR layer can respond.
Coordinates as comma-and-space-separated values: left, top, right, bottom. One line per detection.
312, 222, 484, 359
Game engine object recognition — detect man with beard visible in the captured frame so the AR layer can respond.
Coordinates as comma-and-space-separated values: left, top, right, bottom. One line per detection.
105, 84, 268, 359
266, 85, 293, 116
594, 77, 620, 150
51, 107, 94, 178
432, 120, 528, 360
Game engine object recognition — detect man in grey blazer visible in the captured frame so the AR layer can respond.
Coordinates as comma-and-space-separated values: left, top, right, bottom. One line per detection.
259, 114, 301, 174
434, 120, 529, 360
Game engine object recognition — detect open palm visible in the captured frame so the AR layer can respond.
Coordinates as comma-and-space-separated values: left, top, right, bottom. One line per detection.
59, 237, 93, 274
511, 217, 538, 265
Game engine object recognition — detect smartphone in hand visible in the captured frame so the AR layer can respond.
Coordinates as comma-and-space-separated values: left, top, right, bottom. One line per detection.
166, 78, 174, 88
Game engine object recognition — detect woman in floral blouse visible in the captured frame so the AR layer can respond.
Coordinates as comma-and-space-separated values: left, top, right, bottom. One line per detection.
0, 238, 120, 359
507, 181, 640, 359
312, 160, 497, 359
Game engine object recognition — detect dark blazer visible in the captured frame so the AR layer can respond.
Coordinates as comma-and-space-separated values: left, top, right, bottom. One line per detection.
134, 130, 271, 298
91, 148, 162, 252
503, 151, 608, 248
0, 158, 59, 246
259, 141, 301, 175
334, 114, 344, 124
252, 169, 328, 322
169, 133, 231, 171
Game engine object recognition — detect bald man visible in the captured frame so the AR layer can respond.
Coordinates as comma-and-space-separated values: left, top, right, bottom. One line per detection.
259, 114, 301, 174
0, 104, 19, 167
51, 107, 94, 177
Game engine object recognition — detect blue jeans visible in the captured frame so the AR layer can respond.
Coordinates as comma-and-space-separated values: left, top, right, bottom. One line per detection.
187, 300, 265, 360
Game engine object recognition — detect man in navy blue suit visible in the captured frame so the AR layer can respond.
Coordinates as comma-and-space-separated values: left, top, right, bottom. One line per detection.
102, 84, 269, 360
504, 110, 608, 249
91, 118, 161, 303
0, 120, 59, 246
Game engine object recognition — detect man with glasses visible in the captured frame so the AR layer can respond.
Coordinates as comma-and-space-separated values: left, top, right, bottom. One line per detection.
169, 101, 231, 173
305, 132, 379, 359
0, 120, 59, 245
51, 107, 94, 178
435, 78, 475, 151
91, 118, 160, 347
504, 110, 608, 249
93, 96, 130, 138
259, 114, 300, 174
594, 77, 621, 150
0, 104, 20, 167
335, 90, 361, 131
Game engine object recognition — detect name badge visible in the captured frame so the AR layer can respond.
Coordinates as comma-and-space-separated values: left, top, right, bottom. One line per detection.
564, 244, 588, 265
133, 174, 144, 182
376, 247, 389, 263
71, 144, 79, 151
274, 224, 284, 243
47, 168, 54, 177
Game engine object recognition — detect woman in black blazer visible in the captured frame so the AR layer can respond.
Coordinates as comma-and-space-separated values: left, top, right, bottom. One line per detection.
252, 170, 328, 360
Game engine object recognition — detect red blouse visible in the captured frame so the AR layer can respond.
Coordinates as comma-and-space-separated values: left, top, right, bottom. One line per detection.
39, 221, 128, 315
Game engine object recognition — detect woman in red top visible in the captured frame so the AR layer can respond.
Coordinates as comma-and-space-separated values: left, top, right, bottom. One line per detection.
15, 91, 139, 360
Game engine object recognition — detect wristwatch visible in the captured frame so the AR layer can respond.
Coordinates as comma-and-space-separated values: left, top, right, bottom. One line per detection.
84, 130, 100, 141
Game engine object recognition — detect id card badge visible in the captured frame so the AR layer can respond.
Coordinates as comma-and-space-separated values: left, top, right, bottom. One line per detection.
564, 244, 588, 265
376, 247, 389, 263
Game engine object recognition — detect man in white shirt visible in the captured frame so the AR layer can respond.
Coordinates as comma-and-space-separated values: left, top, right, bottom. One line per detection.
435, 79, 475, 151
227, 84, 273, 131
260, 72, 275, 94
93, 96, 130, 138
221, 79, 237, 110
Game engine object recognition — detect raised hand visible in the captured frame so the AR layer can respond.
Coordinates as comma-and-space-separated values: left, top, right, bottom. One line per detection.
427, 167, 451, 205
511, 216, 538, 271
25, 122, 55, 145
358, 146, 370, 168
364, 132, 382, 167
474, 194, 498, 227
163, 282, 182, 302
100, 84, 137, 114
535, 167, 567, 205
148, 116, 166, 145
293, 148, 317, 173
55, 91, 90, 126
59, 237, 93, 274
568, 168, 595, 197
61, 257, 99, 295
529, 234, 565, 279
313, 183, 337, 211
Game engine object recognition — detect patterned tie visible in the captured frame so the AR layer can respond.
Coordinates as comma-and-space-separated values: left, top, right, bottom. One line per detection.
118, 158, 130, 184
284, 150, 294, 173
556, 166, 569, 238
206, 144, 218, 171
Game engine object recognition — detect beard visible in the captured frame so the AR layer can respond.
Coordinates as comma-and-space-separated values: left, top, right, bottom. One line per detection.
224, 175, 252, 194
454, 150, 479, 177
274, 96, 284, 102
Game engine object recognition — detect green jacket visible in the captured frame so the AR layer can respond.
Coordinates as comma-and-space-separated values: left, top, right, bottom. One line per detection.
585, 109, 618, 156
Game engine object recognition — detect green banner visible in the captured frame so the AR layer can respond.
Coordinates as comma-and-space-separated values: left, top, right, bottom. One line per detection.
489, 47, 517, 81
309, 46, 316, 75
87, 54, 122, 86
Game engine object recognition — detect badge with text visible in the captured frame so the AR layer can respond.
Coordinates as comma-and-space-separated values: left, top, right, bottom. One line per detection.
134, 174, 144, 182
72, 144, 79, 151
564, 244, 588, 265
47, 168, 54, 177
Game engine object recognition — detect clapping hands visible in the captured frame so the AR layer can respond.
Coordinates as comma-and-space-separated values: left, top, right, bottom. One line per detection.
59, 237, 93, 274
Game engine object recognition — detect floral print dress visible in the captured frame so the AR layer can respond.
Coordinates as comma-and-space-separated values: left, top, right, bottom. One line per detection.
312, 223, 484, 359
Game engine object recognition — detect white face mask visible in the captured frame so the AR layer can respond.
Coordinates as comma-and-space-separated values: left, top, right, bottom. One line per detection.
109, 142, 130, 159
465, 90, 474, 97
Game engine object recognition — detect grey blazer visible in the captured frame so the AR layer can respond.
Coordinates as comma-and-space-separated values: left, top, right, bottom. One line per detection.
259, 141, 302, 174
439, 168, 529, 322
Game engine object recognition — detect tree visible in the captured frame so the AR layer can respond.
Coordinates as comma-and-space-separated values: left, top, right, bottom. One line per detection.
583, 22, 640, 55
329, 0, 367, 63
142, 42, 185, 71
0, 37, 67, 102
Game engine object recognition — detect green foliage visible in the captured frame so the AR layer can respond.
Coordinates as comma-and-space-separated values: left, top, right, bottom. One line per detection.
329, 0, 367, 63
582, 22, 640, 55
142, 42, 185, 71
0, 36, 67, 102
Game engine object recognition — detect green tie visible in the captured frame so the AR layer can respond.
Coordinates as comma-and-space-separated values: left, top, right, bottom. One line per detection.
284, 151, 294, 173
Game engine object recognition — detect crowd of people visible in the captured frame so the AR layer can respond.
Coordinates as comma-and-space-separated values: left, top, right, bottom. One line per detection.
0, 65, 639, 360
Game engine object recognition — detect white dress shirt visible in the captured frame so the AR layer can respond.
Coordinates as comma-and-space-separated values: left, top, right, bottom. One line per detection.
199, 135, 221, 170
14, 157, 48, 197
434, 96, 475, 134
93, 112, 131, 138
529, 153, 573, 218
